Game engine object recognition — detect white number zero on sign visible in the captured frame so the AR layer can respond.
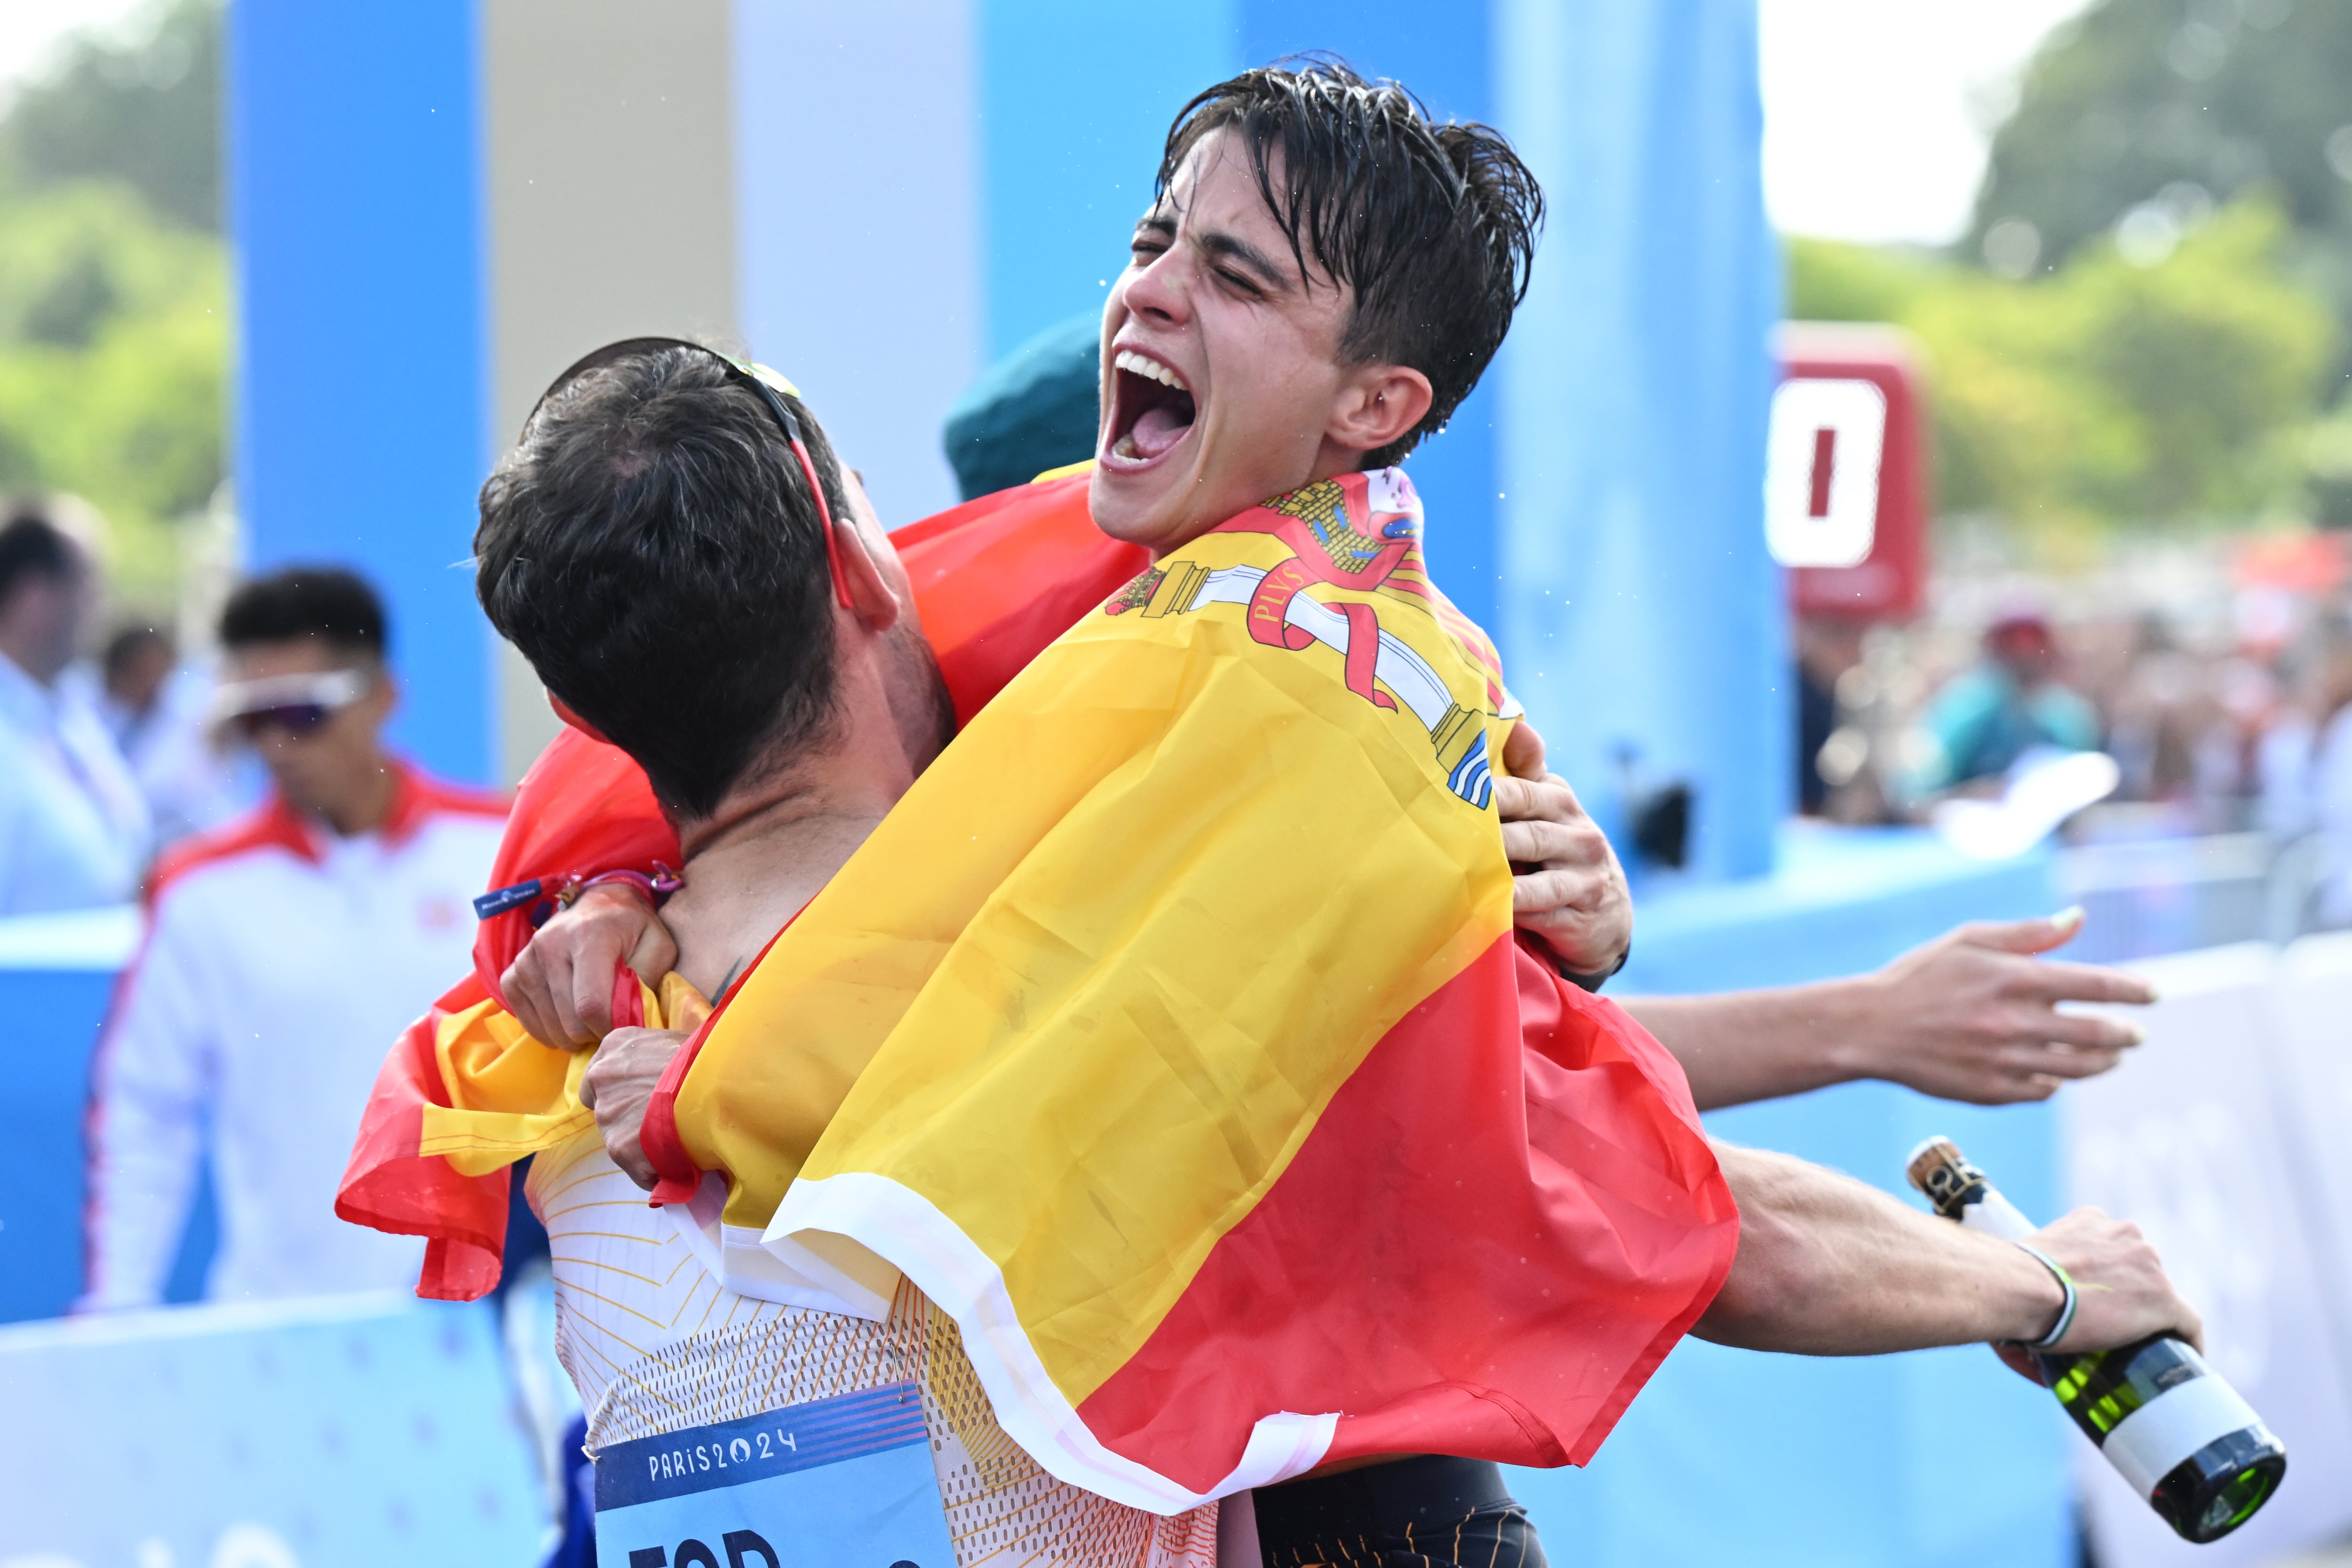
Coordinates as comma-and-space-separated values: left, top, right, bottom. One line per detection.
1764, 377, 1888, 569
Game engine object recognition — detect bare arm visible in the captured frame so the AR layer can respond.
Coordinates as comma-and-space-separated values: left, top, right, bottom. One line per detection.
1622, 913, 2153, 1111
1698, 1142, 2200, 1361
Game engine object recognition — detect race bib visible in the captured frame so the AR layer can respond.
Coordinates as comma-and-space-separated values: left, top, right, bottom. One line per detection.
594, 1381, 956, 1568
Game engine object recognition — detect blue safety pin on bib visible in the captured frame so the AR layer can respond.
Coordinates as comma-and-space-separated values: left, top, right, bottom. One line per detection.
593, 1381, 953, 1568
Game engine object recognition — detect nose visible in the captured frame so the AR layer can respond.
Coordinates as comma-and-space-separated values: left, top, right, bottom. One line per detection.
1120, 243, 1190, 330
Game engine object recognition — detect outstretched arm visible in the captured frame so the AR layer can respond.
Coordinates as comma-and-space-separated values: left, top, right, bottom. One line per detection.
1698, 1141, 2198, 1365
1619, 913, 2153, 1111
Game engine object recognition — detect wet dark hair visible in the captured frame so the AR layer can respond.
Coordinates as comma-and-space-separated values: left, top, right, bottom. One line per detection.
1157, 57, 1544, 468
472, 344, 851, 821
0, 504, 76, 607
220, 566, 387, 655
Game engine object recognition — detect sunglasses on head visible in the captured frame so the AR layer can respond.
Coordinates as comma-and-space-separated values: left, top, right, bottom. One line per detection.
527, 337, 853, 611
215, 668, 369, 740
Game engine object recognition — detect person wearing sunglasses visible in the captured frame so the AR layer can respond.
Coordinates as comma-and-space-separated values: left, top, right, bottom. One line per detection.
81, 567, 509, 1311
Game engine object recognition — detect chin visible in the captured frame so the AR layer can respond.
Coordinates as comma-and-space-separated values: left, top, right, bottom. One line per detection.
1087, 463, 1176, 549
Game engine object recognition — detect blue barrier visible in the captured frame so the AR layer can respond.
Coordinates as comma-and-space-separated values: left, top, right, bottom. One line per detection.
0, 1293, 545, 1565
0, 908, 215, 1323
1, 832, 2073, 1564
1509, 825, 2071, 1568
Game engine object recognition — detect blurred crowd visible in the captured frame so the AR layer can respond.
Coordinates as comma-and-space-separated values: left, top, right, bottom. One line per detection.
1, 491, 514, 1315
0, 496, 258, 914
1796, 530, 2352, 929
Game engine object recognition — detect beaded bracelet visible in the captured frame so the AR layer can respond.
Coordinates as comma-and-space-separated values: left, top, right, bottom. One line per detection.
473, 863, 683, 926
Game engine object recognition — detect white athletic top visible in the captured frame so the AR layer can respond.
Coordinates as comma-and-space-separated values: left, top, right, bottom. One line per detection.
82, 768, 508, 1307
528, 1127, 1221, 1567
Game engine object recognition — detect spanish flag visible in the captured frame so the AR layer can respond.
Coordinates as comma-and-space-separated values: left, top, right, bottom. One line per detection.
337, 467, 1735, 1509
635, 468, 1734, 1510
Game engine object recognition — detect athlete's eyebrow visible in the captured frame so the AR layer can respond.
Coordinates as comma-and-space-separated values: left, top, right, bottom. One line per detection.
1195, 229, 1293, 293
1134, 213, 1176, 242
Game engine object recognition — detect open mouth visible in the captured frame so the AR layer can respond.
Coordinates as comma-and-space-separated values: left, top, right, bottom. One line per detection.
1105, 348, 1197, 466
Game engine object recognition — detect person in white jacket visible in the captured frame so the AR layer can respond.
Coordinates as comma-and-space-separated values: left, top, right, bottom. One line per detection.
0, 503, 150, 914
80, 567, 509, 1309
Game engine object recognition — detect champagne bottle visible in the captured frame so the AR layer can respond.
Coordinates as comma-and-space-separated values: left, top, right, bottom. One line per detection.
1904, 1137, 2286, 1544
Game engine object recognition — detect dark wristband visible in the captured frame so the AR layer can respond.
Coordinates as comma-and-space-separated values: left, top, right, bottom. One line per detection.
1560, 939, 1629, 994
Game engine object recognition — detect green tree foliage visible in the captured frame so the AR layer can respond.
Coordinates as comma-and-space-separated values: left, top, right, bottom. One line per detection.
0, 0, 221, 232
1969, 0, 2352, 318
1792, 199, 2333, 542
0, 0, 226, 604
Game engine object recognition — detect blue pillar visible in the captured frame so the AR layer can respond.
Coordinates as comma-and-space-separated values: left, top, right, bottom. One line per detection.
1239, 2, 1502, 634
228, 0, 491, 783
1494, 0, 1785, 879
977, 1, 1241, 361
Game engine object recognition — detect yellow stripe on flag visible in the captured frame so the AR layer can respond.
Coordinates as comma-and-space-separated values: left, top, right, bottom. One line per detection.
421, 976, 707, 1175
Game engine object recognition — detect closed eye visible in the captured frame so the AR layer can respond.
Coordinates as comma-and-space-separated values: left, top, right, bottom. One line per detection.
1198, 232, 1287, 299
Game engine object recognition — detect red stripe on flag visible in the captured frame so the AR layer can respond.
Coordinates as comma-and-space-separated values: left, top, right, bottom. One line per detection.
334, 979, 515, 1301
1074, 934, 1736, 1490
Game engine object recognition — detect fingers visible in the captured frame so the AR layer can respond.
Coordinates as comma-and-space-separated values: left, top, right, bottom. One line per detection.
546, 948, 594, 1045
1990, 1341, 2047, 1385
502, 949, 556, 1046
1930, 1072, 2058, 1107
1512, 865, 1608, 916
504, 944, 592, 1047
2019, 959, 2156, 1007
611, 1129, 658, 1191
1956, 908, 2088, 957
626, 918, 681, 986
582, 1026, 688, 1191
2013, 1042, 2126, 1081
1494, 774, 1569, 829
1502, 815, 1607, 870
576, 955, 619, 1039
508, 884, 667, 1046
1502, 720, 1547, 781
1493, 772, 1591, 826
1492, 774, 1538, 824
1944, 1040, 2125, 1102
2029, 1008, 2145, 1053
520, 933, 596, 1045
2172, 1295, 2206, 1354
2038, 1208, 2202, 1354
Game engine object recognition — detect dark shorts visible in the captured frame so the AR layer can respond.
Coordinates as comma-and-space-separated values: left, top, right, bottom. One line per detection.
1250, 1455, 1549, 1568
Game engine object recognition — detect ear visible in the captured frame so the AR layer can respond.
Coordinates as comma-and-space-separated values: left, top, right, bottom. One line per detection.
1326, 363, 1435, 459
831, 508, 911, 634
369, 668, 401, 724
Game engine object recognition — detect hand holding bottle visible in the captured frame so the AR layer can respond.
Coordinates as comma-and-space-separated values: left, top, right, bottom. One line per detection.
1907, 1137, 2283, 1543
2001, 1206, 2204, 1375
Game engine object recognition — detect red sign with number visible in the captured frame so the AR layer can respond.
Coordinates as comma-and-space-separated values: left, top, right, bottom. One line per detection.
1769, 322, 1929, 620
